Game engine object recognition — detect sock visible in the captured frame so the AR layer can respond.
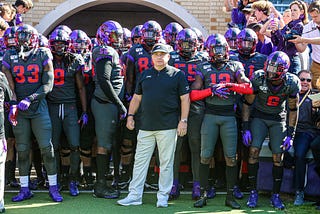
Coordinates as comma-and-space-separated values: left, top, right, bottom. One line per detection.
248, 162, 259, 190
272, 165, 283, 193
96, 154, 107, 181
48, 174, 57, 186
20, 176, 29, 188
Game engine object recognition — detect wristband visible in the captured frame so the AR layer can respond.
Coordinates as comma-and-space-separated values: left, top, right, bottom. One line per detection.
127, 114, 135, 117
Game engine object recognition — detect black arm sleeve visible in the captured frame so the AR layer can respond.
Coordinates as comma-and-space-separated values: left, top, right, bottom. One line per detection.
96, 58, 127, 114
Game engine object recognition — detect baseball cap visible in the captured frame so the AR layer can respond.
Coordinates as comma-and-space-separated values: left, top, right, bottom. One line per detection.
151, 43, 170, 54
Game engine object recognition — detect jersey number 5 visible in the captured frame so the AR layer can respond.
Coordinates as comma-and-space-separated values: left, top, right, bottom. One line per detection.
266, 95, 280, 106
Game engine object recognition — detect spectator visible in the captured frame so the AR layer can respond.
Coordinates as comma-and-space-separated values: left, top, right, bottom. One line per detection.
117, 43, 190, 208
268, 1, 308, 74
283, 9, 292, 25
8, 0, 33, 27
0, 3, 16, 24
251, 0, 273, 24
292, 70, 320, 206
290, 1, 320, 88
247, 23, 273, 56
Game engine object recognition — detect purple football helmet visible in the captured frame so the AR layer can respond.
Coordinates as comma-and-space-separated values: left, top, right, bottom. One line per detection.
237, 28, 258, 56
131, 24, 143, 44
141, 20, 162, 48
15, 24, 39, 52
121, 27, 132, 52
38, 34, 49, 48
191, 27, 205, 51
224, 27, 240, 50
49, 29, 70, 55
3, 26, 18, 48
176, 28, 198, 58
54, 25, 72, 35
70, 29, 91, 54
96, 20, 123, 49
205, 33, 229, 63
163, 22, 183, 48
265, 51, 290, 81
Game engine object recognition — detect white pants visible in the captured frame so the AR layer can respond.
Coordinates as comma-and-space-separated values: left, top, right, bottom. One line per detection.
128, 129, 177, 203
0, 139, 7, 209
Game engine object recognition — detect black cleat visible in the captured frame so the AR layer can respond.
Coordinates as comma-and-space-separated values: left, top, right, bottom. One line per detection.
225, 198, 241, 209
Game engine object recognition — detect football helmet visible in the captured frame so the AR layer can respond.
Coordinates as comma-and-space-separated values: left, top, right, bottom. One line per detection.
3, 26, 18, 48
176, 28, 198, 58
191, 27, 205, 51
54, 25, 72, 35
15, 24, 39, 52
236, 28, 257, 56
49, 29, 70, 55
141, 20, 162, 48
96, 20, 123, 49
121, 27, 132, 52
70, 29, 91, 54
163, 22, 183, 48
265, 51, 290, 81
38, 34, 49, 48
205, 33, 229, 63
131, 24, 143, 44
224, 27, 240, 50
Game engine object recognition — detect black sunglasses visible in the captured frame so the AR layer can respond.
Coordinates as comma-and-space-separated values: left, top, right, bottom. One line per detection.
300, 78, 312, 82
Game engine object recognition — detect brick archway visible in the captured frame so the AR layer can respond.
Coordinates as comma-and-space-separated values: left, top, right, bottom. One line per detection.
35, 0, 208, 37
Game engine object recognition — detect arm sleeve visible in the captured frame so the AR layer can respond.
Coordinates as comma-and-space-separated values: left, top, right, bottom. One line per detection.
96, 58, 126, 113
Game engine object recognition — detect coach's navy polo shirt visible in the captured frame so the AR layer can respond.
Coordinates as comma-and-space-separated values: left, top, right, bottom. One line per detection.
135, 65, 189, 131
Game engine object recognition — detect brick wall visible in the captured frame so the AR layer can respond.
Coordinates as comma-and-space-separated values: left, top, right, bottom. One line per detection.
10, 0, 231, 35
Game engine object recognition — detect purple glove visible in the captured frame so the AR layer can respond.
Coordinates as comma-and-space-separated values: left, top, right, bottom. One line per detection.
281, 126, 295, 151
125, 93, 132, 102
242, 130, 252, 147
119, 105, 127, 121
9, 105, 18, 126
17, 98, 31, 111
281, 136, 292, 151
211, 84, 230, 99
242, 121, 252, 147
78, 112, 88, 128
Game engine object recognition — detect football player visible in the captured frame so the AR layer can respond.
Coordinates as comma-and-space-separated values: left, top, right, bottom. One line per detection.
3, 24, 63, 202
47, 28, 87, 196
190, 33, 253, 209
163, 22, 183, 50
242, 51, 300, 210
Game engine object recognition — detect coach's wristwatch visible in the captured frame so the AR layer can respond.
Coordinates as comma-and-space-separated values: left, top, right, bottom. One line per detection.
180, 118, 188, 123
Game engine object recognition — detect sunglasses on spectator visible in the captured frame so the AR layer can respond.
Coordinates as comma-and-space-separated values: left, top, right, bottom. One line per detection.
300, 78, 311, 82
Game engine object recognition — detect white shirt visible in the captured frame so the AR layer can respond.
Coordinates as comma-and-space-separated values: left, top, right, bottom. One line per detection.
303, 20, 320, 63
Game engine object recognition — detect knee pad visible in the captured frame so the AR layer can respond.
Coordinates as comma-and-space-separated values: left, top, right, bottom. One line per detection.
80, 149, 92, 158
70, 146, 79, 152
272, 154, 283, 166
121, 140, 133, 156
225, 156, 237, 167
60, 148, 70, 158
200, 157, 211, 165
248, 147, 260, 163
